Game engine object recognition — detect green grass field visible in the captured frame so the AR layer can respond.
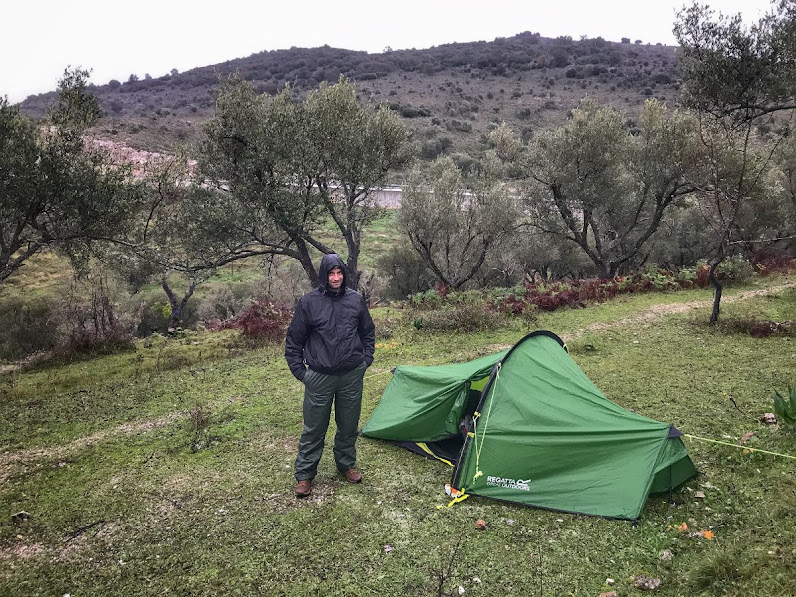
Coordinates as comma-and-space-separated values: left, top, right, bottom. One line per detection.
1, 275, 795, 596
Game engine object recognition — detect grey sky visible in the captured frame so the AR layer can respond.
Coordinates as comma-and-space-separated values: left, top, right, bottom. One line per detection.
2, 0, 775, 104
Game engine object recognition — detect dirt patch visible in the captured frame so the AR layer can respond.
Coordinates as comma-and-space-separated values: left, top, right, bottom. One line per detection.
0, 542, 47, 560
0, 395, 248, 484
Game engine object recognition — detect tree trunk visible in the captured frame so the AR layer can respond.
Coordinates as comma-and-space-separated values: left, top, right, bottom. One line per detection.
708, 259, 723, 325
161, 278, 197, 333
293, 238, 320, 288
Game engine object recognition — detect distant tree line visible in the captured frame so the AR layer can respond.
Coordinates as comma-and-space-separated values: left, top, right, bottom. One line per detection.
2, 1, 795, 350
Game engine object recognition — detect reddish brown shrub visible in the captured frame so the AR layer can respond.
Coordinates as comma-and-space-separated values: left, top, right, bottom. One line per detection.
214, 299, 292, 342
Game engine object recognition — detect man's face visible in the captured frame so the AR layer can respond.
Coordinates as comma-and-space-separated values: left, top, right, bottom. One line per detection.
327, 266, 344, 291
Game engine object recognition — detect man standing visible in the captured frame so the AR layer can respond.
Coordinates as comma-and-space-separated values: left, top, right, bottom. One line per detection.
285, 254, 376, 498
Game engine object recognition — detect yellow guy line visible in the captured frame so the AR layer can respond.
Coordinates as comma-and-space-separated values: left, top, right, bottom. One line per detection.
684, 434, 796, 460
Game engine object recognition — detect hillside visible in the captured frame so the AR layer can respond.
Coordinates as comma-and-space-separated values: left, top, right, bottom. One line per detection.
19, 32, 681, 159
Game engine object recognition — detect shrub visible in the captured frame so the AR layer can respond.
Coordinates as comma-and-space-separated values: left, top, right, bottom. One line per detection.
751, 251, 796, 275
716, 255, 755, 285
214, 299, 292, 343
408, 301, 502, 333
0, 296, 57, 362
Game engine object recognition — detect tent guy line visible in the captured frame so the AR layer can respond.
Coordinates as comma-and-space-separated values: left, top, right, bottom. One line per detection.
683, 434, 796, 460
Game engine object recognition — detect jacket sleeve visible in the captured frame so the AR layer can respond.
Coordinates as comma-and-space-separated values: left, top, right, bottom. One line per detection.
285, 299, 308, 381
359, 296, 376, 367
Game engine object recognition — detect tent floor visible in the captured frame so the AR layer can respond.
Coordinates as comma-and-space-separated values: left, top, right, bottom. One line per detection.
394, 434, 466, 464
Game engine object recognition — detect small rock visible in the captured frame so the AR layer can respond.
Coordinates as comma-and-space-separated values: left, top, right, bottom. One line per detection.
383, 544, 394, 554
760, 412, 777, 425
11, 511, 29, 522
694, 490, 705, 499
504, 518, 516, 526
659, 549, 673, 561
633, 575, 662, 591
599, 592, 618, 597
606, 577, 615, 585
458, 585, 465, 595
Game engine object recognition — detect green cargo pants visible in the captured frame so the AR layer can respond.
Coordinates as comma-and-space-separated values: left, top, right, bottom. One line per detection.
295, 362, 367, 481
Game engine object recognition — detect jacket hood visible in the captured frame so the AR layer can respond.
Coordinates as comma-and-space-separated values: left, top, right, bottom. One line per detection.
318, 253, 348, 293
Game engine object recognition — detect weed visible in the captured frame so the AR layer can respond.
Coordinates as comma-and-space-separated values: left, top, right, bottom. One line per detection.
773, 385, 796, 425
189, 403, 213, 452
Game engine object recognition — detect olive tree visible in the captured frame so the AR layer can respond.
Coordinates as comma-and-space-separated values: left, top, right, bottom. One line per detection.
494, 100, 700, 279
199, 75, 410, 289
0, 68, 142, 284
675, 0, 796, 123
116, 154, 271, 331
691, 117, 790, 322
675, 1, 796, 322
398, 155, 520, 290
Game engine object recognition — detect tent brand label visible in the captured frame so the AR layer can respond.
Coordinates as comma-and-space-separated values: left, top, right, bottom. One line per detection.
486, 476, 531, 491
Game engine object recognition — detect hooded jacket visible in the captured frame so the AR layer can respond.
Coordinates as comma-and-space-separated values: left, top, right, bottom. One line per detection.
284, 254, 376, 381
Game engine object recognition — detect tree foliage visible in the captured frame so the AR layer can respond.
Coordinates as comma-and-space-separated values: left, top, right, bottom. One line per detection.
199, 75, 410, 288
674, 0, 796, 122
0, 68, 142, 284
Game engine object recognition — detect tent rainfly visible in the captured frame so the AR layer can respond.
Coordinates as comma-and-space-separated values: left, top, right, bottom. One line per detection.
362, 331, 697, 520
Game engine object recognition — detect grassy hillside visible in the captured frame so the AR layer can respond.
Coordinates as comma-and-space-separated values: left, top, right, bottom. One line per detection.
18, 33, 695, 158
1, 277, 794, 596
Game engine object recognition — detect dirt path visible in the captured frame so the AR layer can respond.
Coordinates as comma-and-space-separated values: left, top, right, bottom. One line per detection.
559, 283, 794, 342
1, 282, 792, 483
0, 395, 247, 483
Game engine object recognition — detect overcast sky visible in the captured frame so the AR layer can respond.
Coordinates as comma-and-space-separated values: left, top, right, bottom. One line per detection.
1, 0, 776, 104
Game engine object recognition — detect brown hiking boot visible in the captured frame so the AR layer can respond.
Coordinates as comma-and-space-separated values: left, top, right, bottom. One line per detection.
342, 469, 362, 484
294, 479, 313, 498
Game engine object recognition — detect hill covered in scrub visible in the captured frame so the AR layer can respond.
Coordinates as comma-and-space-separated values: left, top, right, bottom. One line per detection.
19, 32, 685, 157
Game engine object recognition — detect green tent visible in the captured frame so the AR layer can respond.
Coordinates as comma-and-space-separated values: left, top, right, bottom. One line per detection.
362, 331, 697, 520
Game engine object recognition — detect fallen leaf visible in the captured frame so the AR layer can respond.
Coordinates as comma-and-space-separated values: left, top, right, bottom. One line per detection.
694, 490, 705, 499
659, 549, 673, 561
475, 518, 487, 530
740, 432, 756, 444
677, 522, 688, 532
701, 530, 715, 540
599, 592, 618, 597
760, 413, 777, 425
605, 577, 615, 585
383, 544, 394, 554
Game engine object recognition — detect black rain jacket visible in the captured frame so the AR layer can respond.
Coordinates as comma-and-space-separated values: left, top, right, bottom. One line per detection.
284, 254, 375, 381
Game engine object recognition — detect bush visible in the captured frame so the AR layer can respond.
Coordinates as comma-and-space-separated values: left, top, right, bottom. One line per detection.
376, 246, 435, 300
0, 296, 57, 362
408, 301, 503, 333
716, 256, 755, 285
213, 299, 292, 343
751, 251, 796, 275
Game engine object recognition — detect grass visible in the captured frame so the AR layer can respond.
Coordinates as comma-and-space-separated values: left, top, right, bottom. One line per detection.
1, 276, 795, 596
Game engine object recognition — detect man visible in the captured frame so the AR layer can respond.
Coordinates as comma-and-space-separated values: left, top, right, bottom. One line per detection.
285, 254, 376, 498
